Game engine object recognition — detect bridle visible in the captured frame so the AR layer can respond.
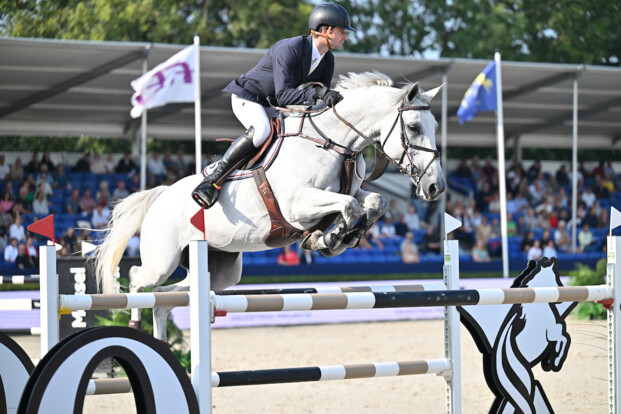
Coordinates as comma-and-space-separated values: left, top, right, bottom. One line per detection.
274, 99, 441, 186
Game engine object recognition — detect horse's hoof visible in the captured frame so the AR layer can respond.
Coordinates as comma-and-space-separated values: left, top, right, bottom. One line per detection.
128, 320, 142, 330
301, 230, 322, 250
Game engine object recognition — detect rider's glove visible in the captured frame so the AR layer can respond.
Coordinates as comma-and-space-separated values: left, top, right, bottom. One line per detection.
313, 87, 343, 107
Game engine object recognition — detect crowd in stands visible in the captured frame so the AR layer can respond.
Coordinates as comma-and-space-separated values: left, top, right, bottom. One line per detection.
1, 150, 200, 271
2, 150, 619, 272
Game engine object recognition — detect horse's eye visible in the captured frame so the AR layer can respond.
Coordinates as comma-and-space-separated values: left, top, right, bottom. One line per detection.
407, 124, 420, 136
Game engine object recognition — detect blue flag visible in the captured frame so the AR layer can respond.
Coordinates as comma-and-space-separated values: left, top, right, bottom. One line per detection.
457, 60, 497, 124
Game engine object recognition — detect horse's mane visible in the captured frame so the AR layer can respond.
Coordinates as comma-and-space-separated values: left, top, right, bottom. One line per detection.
335, 71, 416, 104
335, 71, 394, 90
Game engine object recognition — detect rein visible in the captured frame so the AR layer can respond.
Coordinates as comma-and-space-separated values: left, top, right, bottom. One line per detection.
274, 100, 441, 184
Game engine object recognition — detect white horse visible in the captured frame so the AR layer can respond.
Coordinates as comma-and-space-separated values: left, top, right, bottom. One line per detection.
93, 71, 446, 340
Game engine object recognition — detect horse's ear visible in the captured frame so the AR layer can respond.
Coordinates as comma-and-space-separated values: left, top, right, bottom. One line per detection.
406, 83, 419, 102
421, 84, 444, 103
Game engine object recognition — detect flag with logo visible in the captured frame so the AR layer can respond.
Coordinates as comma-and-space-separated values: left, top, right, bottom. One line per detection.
457, 60, 497, 124
130, 45, 197, 118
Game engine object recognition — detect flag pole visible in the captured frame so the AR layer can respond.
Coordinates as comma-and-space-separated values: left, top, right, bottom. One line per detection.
140, 53, 148, 191
495, 52, 509, 278
194, 34, 202, 175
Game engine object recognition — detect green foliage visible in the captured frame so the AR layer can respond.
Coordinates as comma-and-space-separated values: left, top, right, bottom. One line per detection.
568, 258, 608, 320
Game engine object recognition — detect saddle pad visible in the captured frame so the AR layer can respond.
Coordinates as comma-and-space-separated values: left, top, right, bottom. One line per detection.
201, 135, 284, 182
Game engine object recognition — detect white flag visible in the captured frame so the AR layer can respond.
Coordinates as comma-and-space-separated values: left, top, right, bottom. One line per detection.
130, 45, 197, 118
444, 212, 462, 237
611, 206, 621, 234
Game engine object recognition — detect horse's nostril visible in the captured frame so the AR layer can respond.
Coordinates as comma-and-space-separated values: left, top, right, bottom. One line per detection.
428, 184, 437, 198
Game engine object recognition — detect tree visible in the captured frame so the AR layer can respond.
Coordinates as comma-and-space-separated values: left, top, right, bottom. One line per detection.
0, 0, 312, 48
340, 0, 619, 65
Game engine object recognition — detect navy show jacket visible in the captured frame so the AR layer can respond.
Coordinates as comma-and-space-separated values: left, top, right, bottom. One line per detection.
222, 35, 334, 107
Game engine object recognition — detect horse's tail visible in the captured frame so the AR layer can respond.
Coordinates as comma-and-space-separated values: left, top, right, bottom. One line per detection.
92, 186, 169, 294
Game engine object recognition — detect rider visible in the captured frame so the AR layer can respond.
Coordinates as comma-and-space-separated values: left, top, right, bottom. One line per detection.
192, 3, 355, 209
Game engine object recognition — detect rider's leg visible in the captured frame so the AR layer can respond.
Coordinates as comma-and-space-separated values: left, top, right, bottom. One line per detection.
192, 95, 273, 209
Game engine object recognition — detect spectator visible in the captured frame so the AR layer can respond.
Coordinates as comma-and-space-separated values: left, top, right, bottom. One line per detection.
112, 180, 130, 203
471, 239, 491, 262
54, 164, 70, 190
128, 174, 141, 193
74, 153, 91, 173
65, 188, 81, 215
116, 153, 138, 175
582, 186, 596, 209
91, 201, 111, 229
41, 151, 55, 171
404, 205, 421, 231
578, 224, 594, 253
593, 175, 611, 199
400, 232, 420, 263
13, 187, 31, 216
277, 245, 300, 266
527, 240, 543, 261
15, 243, 35, 269
25, 152, 40, 174
592, 161, 605, 178
358, 222, 384, 251
583, 204, 599, 229
602, 173, 616, 194
61, 227, 78, 254
506, 213, 516, 237
554, 221, 571, 252
4, 237, 19, 263
526, 160, 542, 182
163, 150, 176, 171
79, 188, 97, 215
147, 151, 167, 177
0, 155, 10, 180
521, 231, 535, 252
421, 225, 441, 254
384, 199, 400, 222
9, 157, 24, 181
540, 229, 553, 248
515, 215, 529, 237
481, 157, 497, 179
96, 181, 110, 206
32, 190, 50, 216
380, 218, 397, 238
90, 153, 107, 174
475, 216, 493, 245
104, 153, 116, 173
555, 164, 570, 187
394, 214, 410, 237
25, 236, 38, 267
543, 240, 557, 258
9, 215, 26, 242
1, 191, 14, 215
455, 159, 472, 178
175, 150, 187, 174
577, 160, 589, 181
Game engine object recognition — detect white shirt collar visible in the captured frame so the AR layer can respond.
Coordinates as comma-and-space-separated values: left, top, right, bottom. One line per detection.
309, 38, 325, 75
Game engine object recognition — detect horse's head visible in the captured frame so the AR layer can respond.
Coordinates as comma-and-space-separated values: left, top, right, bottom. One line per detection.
335, 72, 446, 201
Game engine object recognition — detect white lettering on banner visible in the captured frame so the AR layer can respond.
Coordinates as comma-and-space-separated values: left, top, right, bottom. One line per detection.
70, 267, 87, 328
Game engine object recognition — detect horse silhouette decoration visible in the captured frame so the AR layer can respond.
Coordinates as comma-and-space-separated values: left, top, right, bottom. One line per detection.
458, 257, 577, 414
92, 71, 446, 339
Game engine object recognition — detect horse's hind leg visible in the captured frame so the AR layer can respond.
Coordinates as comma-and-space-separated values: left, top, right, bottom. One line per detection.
152, 277, 191, 342
128, 239, 183, 330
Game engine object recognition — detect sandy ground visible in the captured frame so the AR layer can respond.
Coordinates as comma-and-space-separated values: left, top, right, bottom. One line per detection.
12, 317, 608, 413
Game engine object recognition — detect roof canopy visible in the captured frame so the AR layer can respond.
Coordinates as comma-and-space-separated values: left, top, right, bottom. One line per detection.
1, 37, 620, 150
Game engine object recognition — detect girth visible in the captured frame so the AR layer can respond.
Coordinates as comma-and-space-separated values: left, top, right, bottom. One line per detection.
252, 156, 357, 248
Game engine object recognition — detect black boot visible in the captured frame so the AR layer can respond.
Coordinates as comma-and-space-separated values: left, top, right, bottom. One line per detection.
192, 127, 257, 209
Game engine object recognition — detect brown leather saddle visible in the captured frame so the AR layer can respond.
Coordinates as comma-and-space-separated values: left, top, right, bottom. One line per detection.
250, 117, 357, 248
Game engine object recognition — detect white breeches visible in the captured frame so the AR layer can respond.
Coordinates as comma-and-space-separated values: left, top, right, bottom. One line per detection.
231, 94, 279, 148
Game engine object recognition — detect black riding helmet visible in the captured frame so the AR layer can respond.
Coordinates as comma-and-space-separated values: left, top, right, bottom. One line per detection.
309, 3, 356, 32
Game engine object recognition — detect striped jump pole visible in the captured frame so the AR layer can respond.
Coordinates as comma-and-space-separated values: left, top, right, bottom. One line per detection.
0, 275, 40, 285
86, 358, 450, 394
53, 286, 613, 313
0, 298, 40, 311
211, 285, 613, 313
216, 283, 446, 296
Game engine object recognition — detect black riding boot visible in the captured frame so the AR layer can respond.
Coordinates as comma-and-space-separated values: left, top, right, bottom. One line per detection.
192, 127, 257, 209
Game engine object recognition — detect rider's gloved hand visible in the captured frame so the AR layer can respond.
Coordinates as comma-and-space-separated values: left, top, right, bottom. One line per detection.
314, 87, 343, 107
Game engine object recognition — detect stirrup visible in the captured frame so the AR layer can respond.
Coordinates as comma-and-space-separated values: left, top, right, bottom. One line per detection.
192, 183, 221, 209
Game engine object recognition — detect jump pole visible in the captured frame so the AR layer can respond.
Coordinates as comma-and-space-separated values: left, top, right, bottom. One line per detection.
39, 243, 58, 356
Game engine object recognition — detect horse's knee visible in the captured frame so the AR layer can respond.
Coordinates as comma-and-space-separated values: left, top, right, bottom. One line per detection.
343, 198, 361, 226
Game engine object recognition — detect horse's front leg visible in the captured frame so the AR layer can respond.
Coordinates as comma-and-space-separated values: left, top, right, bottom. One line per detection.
340, 190, 387, 248
291, 188, 361, 251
